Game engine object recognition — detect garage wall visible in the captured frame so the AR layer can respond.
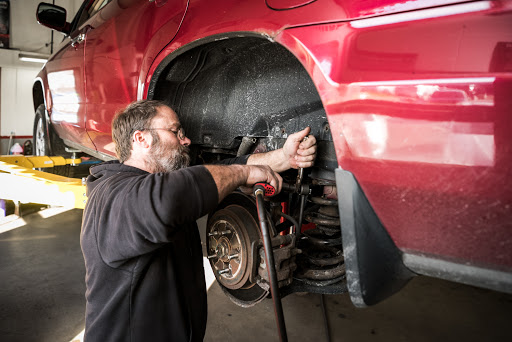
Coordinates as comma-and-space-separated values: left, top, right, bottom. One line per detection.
1, 66, 39, 139
10, 0, 83, 55
0, 0, 83, 154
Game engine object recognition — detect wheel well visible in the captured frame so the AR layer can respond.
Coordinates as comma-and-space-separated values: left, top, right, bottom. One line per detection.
149, 36, 335, 169
148, 36, 415, 305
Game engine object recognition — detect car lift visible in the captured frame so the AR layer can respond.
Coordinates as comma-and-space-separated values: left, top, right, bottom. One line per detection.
0, 155, 87, 210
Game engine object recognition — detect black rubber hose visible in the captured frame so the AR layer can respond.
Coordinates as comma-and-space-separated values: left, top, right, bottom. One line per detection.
254, 186, 288, 342
277, 212, 300, 234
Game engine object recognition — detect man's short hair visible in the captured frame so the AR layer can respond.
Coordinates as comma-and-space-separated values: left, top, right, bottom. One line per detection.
112, 100, 166, 162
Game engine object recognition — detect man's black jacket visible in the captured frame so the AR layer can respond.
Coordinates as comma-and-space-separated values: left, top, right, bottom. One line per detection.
81, 161, 220, 341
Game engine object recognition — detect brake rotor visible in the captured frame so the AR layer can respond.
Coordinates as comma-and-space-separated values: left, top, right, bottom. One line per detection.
207, 206, 254, 289
206, 192, 270, 307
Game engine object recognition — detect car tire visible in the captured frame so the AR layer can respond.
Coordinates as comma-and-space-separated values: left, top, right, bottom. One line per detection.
32, 104, 89, 178
33, 104, 51, 158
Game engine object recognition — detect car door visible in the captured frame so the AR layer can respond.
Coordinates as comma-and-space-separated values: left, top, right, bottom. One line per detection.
83, 0, 189, 158
44, 0, 94, 151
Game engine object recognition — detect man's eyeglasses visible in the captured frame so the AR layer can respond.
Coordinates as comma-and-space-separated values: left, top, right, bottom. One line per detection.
145, 127, 186, 140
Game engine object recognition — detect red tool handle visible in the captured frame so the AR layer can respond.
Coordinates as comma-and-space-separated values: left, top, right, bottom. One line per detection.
254, 182, 276, 197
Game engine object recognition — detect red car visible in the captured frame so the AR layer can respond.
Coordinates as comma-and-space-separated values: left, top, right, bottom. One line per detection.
33, 0, 512, 307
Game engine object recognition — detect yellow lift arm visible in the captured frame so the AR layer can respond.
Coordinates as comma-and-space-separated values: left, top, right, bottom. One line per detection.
0, 155, 87, 209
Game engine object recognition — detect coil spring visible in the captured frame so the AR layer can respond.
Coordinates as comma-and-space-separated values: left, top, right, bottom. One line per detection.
297, 195, 345, 283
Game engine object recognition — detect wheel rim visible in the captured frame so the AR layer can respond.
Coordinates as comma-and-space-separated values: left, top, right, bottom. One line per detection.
35, 117, 46, 156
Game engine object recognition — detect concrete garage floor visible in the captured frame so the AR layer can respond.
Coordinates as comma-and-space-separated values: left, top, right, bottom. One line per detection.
0, 208, 511, 342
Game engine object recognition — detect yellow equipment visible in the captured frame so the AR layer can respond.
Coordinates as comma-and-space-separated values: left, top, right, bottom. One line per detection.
0, 155, 87, 209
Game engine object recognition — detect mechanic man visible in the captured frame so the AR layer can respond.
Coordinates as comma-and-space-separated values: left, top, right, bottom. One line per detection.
80, 99, 317, 341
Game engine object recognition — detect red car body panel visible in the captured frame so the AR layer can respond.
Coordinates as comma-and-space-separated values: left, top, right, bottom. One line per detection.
273, 3, 512, 271
43, 31, 92, 151
36, 0, 512, 297
83, 0, 188, 156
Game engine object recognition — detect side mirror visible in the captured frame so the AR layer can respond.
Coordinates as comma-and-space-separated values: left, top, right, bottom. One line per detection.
36, 3, 70, 35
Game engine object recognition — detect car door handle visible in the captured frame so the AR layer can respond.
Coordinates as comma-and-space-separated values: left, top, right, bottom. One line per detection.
71, 33, 85, 48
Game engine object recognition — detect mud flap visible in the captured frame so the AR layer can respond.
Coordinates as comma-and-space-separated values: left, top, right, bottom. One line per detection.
336, 168, 414, 307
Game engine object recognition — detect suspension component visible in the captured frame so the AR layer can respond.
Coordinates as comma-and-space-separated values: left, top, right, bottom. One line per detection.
207, 175, 347, 307
296, 184, 345, 286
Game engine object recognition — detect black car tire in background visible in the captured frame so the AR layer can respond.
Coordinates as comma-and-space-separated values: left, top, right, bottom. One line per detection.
33, 104, 51, 158
32, 104, 90, 178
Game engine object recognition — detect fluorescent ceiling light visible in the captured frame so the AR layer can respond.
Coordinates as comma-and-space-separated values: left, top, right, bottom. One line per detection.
19, 56, 47, 63
19, 53, 48, 64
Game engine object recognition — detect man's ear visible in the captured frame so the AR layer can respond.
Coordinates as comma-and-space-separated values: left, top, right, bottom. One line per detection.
132, 130, 152, 150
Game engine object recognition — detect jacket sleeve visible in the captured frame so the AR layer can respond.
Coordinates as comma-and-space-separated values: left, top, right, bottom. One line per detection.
93, 165, 218, 265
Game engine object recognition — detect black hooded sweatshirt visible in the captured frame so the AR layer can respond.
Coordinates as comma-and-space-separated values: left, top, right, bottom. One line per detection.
81, 161, 223, 341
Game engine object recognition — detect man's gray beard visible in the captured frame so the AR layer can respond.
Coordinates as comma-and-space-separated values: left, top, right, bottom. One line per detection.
148, 142, 190, 173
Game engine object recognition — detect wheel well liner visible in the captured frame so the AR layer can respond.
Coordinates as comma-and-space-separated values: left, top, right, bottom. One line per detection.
148, 34, 333, 166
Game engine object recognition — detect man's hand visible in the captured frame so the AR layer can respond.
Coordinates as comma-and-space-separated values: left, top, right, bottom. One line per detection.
243, 165, 282, 194
282, 127, 317, 169
247, 127, 317, 172
204, 164, 282, 202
